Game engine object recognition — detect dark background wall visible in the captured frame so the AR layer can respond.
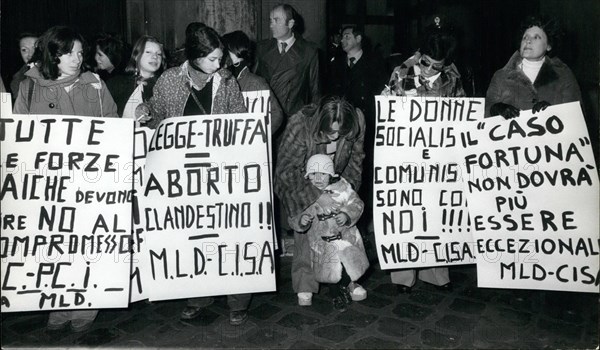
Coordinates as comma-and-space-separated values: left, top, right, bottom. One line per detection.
1, 0, 598, 147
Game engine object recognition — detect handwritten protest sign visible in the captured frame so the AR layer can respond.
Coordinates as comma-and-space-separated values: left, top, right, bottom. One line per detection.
1, 114, 133, 312
1, 93, 11, 118
242, 90, 277, 249
373, 96, 483, 270
128, 126, 153, 302
463, 102, 599, 292
141, 113, 275, 301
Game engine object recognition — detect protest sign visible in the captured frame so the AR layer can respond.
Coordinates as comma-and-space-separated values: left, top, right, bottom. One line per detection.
463, 102, 599, 292
128, 126, 153, 302
141, 113, 276, 301
1, 93, 11, 118
373, 96, 483, 270
0, 114, 134, 312
242, 90, 277, 249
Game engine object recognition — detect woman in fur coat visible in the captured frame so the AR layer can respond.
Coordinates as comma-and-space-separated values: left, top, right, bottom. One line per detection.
485, 16, 581, 118
275, 96, 366, 307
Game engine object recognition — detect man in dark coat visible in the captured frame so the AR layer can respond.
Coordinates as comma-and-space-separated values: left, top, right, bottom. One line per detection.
255, 3, 320, 121
328, 25, 388, 245
329, 25, 387, 124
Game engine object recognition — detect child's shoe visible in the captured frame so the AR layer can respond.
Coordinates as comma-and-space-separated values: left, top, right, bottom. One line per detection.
348, 282, 367, 301
332, 295, 348, 312
297, 292, 312, 306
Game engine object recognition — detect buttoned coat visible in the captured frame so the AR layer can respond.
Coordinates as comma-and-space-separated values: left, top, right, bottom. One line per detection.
288, 177, 369, 283
328, 51, 388, 121
255, 37, 320, 118
13, 67, 118, 118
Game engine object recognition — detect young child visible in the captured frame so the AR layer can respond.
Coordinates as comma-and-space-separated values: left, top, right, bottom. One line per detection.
289, 154, 370, 311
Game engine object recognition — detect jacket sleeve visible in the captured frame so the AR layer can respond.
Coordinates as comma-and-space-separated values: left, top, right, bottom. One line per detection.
559, 67, 582, 105
13, 79, 30, 114
274, 114, 321, 217
341, 108, 366, 191
100, 80, 119, 118
288, 207, 313, 233
225, 77, 248, 113
147, 72, 172, 129
338, 185, 364, 227
484, 70, 506, 118
308, 49, 321, 104
269, 90, 284, 134
453, 77, 467, 98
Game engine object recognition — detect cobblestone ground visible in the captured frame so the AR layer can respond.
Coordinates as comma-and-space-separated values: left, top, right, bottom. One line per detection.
1, 257, 598, 349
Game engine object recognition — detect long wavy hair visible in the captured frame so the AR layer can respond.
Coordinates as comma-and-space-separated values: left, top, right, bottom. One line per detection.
31, 26, 86, 80
311, 96, 361, 144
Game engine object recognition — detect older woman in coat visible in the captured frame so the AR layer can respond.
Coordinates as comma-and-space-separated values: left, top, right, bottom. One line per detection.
485, 16, 581, 118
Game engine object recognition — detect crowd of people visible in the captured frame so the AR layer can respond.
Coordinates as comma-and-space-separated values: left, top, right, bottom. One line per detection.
3, 2, 583, 333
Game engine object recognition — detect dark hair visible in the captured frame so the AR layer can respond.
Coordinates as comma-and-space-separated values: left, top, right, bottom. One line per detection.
186, 22, 206, 38
95, 34, 128, 72
31, 26, 86, 80
520, 16, 561, 56
312, 96, 361, 143
420, 30, 457, 64
185, 25, 224, 61
125, 35, 166, 76
273, 3, 304, 35
341, 25, 371, 51
222, 31, 253, 63
18, 32, 38, 44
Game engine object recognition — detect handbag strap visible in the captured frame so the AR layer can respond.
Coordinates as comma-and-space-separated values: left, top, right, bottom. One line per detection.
187, 84, 208, 115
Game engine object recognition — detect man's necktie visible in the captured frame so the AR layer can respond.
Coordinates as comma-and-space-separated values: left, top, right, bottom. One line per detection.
349, 57, 356, 68
280, 42, 287, 55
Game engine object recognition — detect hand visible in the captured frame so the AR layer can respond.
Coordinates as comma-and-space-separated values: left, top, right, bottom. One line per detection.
300, 214, 313, 227
532, 100, 551, 114
334, 212, 350, 226
490, 103, 520, 119
135, 103, 152, 123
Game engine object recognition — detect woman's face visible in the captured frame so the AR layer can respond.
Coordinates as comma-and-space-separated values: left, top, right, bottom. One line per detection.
138, 41, 163, 77
193, 48, 223, 74
228, 51, 243, 66
520, 26, 550, 61
95, 46, 115, 72
419, 54, 445, 78
57, 40, 83, 79
326, 121, 340, 141
19, 36, 37, 64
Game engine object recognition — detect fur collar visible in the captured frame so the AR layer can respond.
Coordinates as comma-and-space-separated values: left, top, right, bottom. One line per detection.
502, 51, 565, 89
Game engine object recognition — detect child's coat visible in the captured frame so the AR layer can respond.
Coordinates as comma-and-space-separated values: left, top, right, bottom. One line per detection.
289, 177, 369, 283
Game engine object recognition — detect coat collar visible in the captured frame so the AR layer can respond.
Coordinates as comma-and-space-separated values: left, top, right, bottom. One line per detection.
502, 50, 561, 88
25, 67, 101, 87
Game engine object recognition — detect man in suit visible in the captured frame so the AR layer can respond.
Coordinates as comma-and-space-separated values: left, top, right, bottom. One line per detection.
256, 3, 320, 121
328, 25, 388, 250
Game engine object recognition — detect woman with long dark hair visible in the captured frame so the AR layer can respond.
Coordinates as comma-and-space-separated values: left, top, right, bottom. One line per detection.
141, 24, 249, 326
13, 25, 117, 332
